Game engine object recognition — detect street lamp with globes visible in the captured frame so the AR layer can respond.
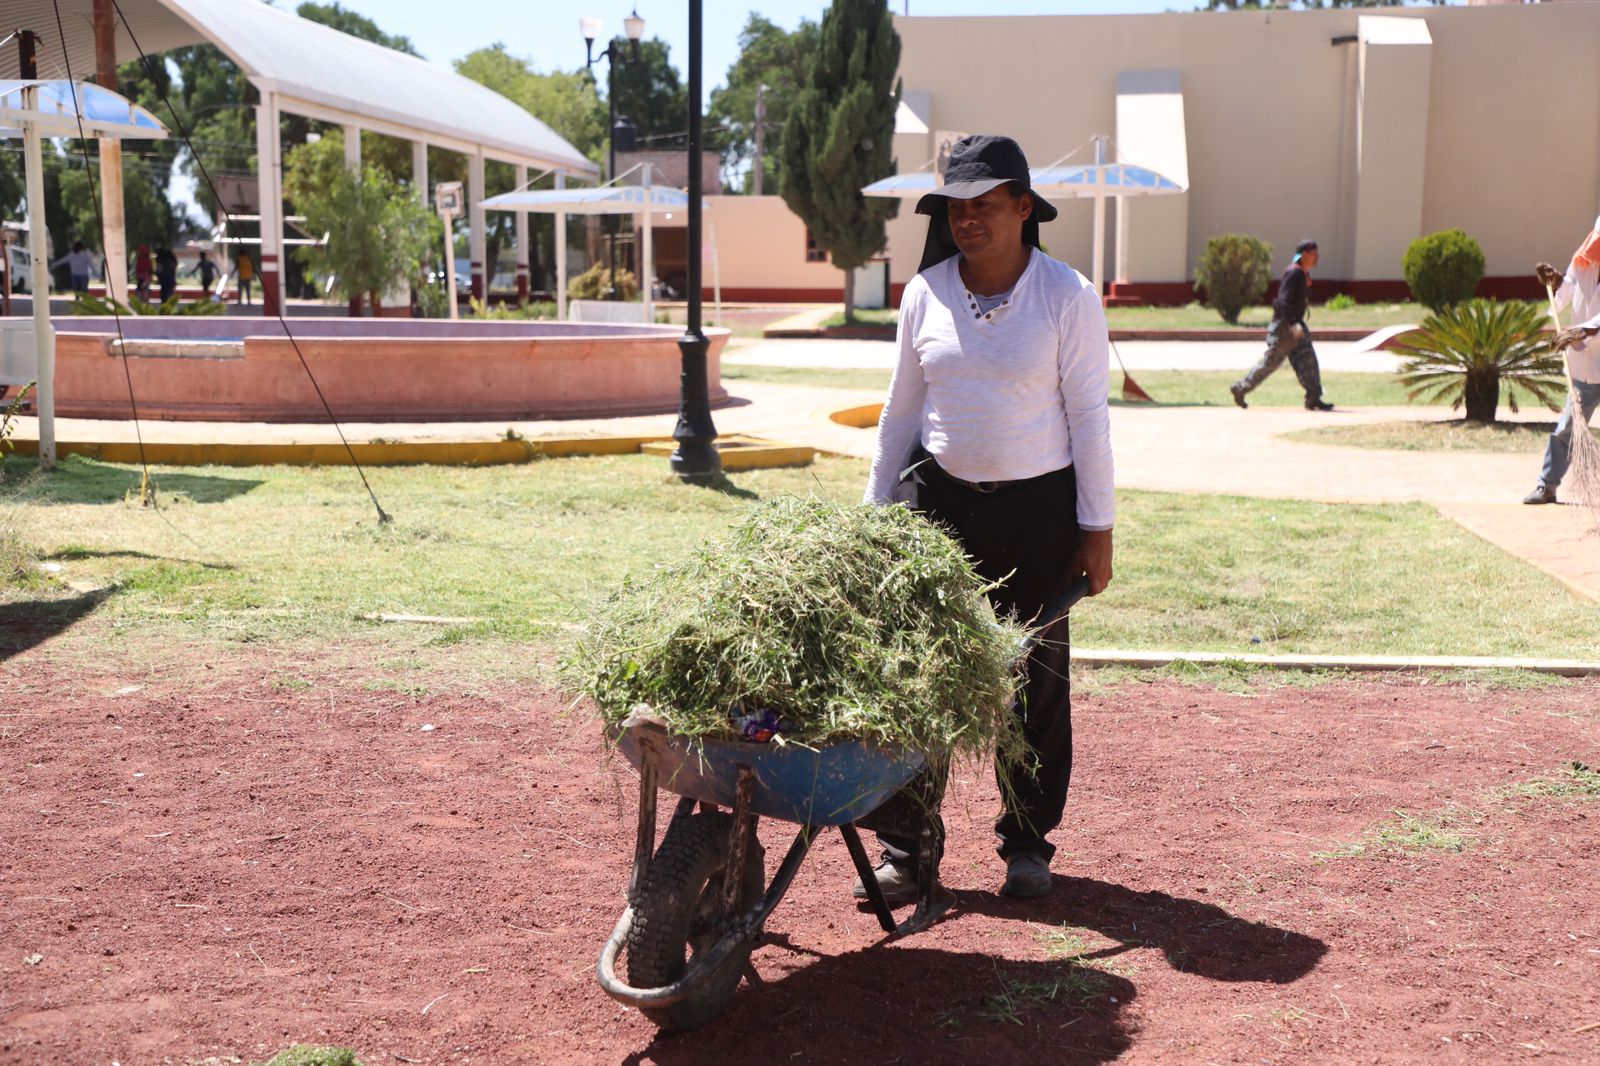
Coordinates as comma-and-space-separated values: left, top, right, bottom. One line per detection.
581, 9, 646, 301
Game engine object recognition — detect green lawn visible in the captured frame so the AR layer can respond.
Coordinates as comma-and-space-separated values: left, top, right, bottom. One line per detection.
1284, 418, 1580, 454
4, 454, 1595, 665
723, 364, 1444, 409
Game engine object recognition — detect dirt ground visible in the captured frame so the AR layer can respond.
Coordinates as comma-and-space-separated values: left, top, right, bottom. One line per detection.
3, 648, 1598, 1065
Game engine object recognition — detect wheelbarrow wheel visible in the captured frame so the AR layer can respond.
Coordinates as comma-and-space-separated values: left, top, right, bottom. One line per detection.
627, 810, 765, 1031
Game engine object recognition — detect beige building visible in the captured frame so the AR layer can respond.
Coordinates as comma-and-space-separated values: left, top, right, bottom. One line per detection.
697, 3, 1600, 306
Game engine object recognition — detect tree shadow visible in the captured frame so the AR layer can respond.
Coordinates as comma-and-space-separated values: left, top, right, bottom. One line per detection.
954, 876, 1327, 985
623, 945, 1136, 1066
0, 587, 115, 661
0, 456, 263, 505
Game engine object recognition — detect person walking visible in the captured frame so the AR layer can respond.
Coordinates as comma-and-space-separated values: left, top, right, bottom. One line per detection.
1230, 240, 1334, 411
1525, 216, 1600, 505
235, 252, 255, 305
187, 250, 220, 297
133, 245, 153, 302
155, 246, 178, 303
50, 242, 95, 297
859, 134, 1115, 902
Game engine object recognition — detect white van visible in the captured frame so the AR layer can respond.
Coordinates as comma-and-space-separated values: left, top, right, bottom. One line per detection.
0, 242, 36, 294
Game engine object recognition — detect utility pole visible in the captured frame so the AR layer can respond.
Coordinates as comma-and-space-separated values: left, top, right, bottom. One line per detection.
752, 83, 766, 196
93, 0, 127, 306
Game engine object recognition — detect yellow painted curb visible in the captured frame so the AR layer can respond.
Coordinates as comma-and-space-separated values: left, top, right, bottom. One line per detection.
638, 433, 815, 470
7, 435, 659, 467
829, 403, 883, 428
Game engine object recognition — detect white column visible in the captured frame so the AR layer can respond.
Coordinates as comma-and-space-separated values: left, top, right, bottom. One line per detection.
255, 92, 284, 314
1092, 134, 1108, 302
468, 150, 486, 301
412, 140, 428, 204
641, 163, 653, 322
555, 172, 568, 321
514, 164, 530, 303
23, 88, 55, 468
343, 125, 361, 172
99, 141, 126, 304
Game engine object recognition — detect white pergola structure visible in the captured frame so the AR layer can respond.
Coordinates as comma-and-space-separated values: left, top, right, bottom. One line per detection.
2, 0, 598, 314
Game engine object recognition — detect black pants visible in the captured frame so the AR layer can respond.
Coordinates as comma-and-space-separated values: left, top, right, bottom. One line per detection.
864, 455, 1082, 864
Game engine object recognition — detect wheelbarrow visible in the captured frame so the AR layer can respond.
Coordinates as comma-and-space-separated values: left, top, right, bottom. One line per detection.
595, 577, 1091, 1031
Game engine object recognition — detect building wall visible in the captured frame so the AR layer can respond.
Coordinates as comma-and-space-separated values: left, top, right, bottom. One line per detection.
882, 4, 1600, 300
702, 195, 846, 301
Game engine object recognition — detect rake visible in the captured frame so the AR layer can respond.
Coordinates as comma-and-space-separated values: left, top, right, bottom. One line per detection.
1110, 339, 1155, 403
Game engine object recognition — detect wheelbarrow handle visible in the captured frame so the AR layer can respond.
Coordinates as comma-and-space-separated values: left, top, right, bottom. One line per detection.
1021, 576, 1092, 653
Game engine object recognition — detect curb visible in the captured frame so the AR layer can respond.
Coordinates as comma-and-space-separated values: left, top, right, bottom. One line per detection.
1073, 649, 1600, 677
763, 326, 1385, 342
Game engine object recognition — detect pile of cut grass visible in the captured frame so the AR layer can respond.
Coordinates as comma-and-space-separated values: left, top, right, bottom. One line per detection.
564, 496, 1028, 766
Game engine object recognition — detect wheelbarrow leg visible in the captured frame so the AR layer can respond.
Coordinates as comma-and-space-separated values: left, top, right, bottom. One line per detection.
894, 808, 956, 938
838, 823, 897, 933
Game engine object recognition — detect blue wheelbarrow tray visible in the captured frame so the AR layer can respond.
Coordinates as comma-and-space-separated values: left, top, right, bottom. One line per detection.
613, 711, 927, 827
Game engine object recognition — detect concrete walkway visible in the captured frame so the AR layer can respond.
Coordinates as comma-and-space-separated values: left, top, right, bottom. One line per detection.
8, 337, 1595, 600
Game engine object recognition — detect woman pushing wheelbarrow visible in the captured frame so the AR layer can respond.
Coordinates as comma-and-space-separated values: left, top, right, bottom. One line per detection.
564, 134, 1114, 1032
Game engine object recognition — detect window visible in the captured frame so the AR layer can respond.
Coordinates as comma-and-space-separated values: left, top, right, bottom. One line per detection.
804, 228, 828, 264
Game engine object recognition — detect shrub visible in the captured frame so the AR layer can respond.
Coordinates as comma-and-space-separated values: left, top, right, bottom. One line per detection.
1390, 298, 1564, 423
1402, 229, 1486, 312
566, 263, 639, 302
468, 297, 557, 320
1193, 234, 1273, 324
1325, 293, 1358, 312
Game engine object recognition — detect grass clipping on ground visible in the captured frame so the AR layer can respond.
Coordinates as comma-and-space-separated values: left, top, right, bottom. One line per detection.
565, 496, 1029, 769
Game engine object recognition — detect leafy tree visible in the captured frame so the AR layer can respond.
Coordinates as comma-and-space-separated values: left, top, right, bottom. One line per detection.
780, 0, 900, 321
454, 45, 606, 164
1392, 299, 1565, 424
294, 3, 420, 55
286, 138, 439, 314
607, 37, 688, 149
709, 15, 819, 193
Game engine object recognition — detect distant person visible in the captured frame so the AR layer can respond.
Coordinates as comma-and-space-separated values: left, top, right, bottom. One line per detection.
1526, 216, 1600, 505
155, 246, 178, 303
51, 242, 95, 297
1230, 240, 1334, 411
235, 252, 255, 305
133, 245, 153, 302
187, 250, 219, 296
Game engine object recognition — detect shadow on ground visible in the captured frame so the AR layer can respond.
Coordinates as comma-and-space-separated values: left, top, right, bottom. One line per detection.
625, 945, 1136, 1066
956, 875, 1328, 984
0, 587, 114, 660
0, 456, 263, 504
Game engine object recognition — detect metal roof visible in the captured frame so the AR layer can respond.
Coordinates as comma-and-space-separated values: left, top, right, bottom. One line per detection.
482, 185, 701, 216
0, 0, 596, 175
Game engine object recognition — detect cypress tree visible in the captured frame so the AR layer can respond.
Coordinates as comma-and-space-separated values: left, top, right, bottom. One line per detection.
779, 0, 900, 322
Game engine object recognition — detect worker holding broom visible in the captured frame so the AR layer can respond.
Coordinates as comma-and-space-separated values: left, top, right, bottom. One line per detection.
1527, 216, 1600, 506
862, 135, 1115, 901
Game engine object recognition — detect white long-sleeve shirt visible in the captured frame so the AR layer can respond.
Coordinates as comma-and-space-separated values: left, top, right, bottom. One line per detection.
1552, 262, 1600, 383
863, 250, 1115, 531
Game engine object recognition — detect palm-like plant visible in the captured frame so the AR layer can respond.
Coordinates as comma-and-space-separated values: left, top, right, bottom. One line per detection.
1391, 299, 1566, 423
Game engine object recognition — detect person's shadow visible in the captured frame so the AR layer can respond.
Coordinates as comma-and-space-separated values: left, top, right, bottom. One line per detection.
957, 875, 1327, 985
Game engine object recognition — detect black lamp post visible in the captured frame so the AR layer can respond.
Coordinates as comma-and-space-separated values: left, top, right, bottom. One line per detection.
582, 10, 645, 301
669, 0, 721, 479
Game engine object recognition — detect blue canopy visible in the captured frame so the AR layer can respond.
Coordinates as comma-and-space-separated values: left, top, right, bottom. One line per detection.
0, 79, 168, 139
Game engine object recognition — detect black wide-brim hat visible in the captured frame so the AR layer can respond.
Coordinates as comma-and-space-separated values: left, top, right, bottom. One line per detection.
915, 134, 1056, 273
915, 134, 1058, 223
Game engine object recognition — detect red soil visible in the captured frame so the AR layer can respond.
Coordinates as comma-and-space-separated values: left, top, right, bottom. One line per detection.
3, 656, 1597, 1065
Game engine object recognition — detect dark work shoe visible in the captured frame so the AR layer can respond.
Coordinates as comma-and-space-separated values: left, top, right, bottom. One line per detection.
1230, 383, 1248, 409
1305, 399, 1334, 411
1523, 484, 1557, 505
1000, 852, 1053, 899
852, 857, 918, 904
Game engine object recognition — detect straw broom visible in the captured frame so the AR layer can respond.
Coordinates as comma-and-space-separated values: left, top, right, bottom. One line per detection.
1545, 283, 1600, 534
